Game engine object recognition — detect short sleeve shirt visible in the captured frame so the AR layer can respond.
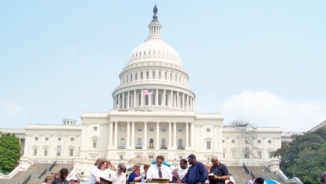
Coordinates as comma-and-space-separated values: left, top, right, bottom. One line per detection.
209, 163, 229, 184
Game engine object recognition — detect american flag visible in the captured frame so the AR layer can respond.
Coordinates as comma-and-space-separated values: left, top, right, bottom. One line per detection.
143, 89, 153, 95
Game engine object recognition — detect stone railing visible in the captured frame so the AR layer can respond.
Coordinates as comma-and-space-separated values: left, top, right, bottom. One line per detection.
276, 170, 303, 184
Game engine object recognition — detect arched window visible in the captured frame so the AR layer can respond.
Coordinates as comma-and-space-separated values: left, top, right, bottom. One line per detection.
137, 138, 142, 146
161, 138, 166, 149
120, 138, 125, 147
57, 145, 61, 156
178, 139, 183, 149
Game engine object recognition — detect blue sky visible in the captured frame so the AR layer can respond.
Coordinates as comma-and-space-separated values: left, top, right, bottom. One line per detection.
1, 1, 325, 131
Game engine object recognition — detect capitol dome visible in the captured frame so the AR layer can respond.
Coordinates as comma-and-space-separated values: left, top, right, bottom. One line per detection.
112, 8, 195, 111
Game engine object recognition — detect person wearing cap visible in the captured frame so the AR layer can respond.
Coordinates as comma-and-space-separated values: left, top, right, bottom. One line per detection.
181, 154, 208, 184
209, 156, 229, 184
146, 155, 172, 182
321, 171, 326, 184
69, 176, 80, 184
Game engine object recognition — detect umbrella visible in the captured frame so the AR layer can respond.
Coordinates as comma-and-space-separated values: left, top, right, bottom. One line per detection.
264, 179, 280, 184
128, 157, 152, 165
151, 161, 171, 167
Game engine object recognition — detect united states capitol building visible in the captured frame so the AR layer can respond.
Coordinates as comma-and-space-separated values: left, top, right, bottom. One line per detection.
0, 8, 300, 181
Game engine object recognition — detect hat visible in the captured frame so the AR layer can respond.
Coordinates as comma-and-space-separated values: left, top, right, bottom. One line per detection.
186, 154, 196, 159
321, 171, 326, 182
69, 176, 79, 181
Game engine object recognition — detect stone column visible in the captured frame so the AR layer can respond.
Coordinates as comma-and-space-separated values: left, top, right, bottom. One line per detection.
114, 122, 118, 147
109, 121, 113, 147
118, 94, 121, 109
190, 123, 195, 149
163, 89, 166, 107
185, 122, 189, 149
131, 122, 135, 148
168, 122, 172, 149
177, 92, 180, 108
127, 91, 130, 108
148, 92, 151, 107
141, 90, 143, 107
182, 93, 185, 110
156, 122, 159, 149
173, 122, 177, 148
122, 92, 125, 109
144, 122, 147, 149
134, 90, 137, 108
156, 89, 159, 107
127, 122, 130, 148
170, 90, 173, 108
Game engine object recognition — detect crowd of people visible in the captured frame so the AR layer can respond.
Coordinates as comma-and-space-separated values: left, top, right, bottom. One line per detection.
88, 154, 235, 184
38, 153, 326, 184
41, 168, 79, 184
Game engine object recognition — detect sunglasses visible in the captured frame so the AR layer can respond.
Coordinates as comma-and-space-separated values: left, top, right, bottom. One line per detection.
73, 180, 79, 182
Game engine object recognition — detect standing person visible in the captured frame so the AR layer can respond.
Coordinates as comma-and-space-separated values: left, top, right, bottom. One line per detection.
141, 164, 150, 182
89, 158, 103, 184
178, 159, 188, 180
42, 175, 54, 184
208, 156, 230, 184
111, 164, 127, 184
146, 155, 172, 182
128, 165, 142, 183
69, 176, 80, 184
52, 168, 69, 184
181, 154, 208, 184
95, 160, 112, 184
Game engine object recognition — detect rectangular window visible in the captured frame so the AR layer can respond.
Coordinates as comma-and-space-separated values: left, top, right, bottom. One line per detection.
93, 140, 97, 148
70, 149, 73, 156
130, 74, 133, 81
135, 73, 138, 80
257, 140, 261, 144
258, 151, 262, 159
146, 71, 149, 79
159, 71, 161, 79
178, 128, 183, 132
222, 140, 225, 143
141, 72, 143, 79
268, 140, 272, 144
35, 137, 38, 141
152, 93, 155, 105
170, 73, 172, 81
139, 94, 141, 105
34, 148, 37, 156
45, 137, 48, 141
126, 75, 128, 83
119, 155, 124, 160
165, 72, 167, 80
232, 139, 235, 143
93, 126, 97, 131
120, 127, 126, 131
137, 127, 142, 131
71, 137, 74, 141
44, 149, 47, 156
149, 127, 154, 132
207, 141, 211, 149
152, 71, 155, 79
206, 128, 211, 132
161, 127, 166, 132
179, 156, 183, 160
175, 74, 177, 82
58, 138, 61, 141
166, 94, 168, 106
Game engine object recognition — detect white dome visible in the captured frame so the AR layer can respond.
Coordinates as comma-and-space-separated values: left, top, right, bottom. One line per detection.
128, 39, 182, 65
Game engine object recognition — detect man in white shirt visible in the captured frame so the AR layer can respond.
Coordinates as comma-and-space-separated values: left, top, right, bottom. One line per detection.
146, 155, 172, 182
178, 159, 188, 180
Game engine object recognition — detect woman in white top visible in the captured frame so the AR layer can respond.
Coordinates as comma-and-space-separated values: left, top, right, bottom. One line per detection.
89, 158, 104, 184
95, 160, 108, 184
42, 175, 53, 184
111, 164, 126, 184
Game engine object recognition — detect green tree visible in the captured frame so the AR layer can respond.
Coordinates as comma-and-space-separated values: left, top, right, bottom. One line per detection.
0, 133, 21, 173
273, 127, 326, 184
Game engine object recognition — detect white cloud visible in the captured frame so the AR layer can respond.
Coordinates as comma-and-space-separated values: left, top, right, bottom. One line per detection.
220, 91, 326, 132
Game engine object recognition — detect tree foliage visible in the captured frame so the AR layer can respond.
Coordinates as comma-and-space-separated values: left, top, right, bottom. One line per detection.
273, 127, 326, 184
0, 133, 21, 173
